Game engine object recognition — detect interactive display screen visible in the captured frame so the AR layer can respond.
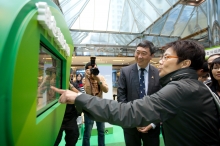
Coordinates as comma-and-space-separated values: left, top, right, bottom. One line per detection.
37, 43, 62, 115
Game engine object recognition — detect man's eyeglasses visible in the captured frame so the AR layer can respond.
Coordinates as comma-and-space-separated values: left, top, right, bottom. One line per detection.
160, 55, 178, 61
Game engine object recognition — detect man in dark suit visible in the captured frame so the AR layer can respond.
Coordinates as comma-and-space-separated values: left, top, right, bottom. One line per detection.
117, 40, 161, 146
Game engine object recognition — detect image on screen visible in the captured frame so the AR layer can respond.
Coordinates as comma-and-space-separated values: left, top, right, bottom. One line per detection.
37, 43, 62, 115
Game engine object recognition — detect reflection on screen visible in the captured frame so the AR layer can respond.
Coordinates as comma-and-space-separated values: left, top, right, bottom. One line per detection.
37, 44, 61, 115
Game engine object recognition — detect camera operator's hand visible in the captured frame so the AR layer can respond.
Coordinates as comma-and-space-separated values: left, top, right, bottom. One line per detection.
91, 74, 101, 82
85, 67, 100, 81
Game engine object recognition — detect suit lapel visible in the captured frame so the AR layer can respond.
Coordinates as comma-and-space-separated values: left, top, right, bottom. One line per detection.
131, 64, 140, 97
147, 65, 155, 95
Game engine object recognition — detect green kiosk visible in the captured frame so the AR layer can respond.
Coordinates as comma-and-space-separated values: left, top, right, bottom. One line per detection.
0, 0, 73, 145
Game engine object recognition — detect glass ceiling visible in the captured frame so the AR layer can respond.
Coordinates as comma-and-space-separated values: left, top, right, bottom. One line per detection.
57, 0, 208, 55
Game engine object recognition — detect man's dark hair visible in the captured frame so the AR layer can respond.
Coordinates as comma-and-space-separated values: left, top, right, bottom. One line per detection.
137, 40, 155, 55
85, 62, 97, 70
201, 61, 209, 72
210, 57, 220, 92
85, 62, 91, 70
164, 40, 205, 70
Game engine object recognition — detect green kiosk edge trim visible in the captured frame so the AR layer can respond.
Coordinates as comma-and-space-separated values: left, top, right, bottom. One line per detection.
0, 0, 73, 145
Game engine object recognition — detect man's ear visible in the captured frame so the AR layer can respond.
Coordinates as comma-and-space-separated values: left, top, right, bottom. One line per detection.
181, 59, 191, 68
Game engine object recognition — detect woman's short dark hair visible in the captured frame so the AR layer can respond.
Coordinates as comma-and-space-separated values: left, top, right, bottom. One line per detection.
164, 40, 205, 70
137, 40, 155, 55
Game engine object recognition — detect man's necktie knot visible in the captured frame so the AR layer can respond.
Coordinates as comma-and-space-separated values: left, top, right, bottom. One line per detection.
140, 68, 145, 72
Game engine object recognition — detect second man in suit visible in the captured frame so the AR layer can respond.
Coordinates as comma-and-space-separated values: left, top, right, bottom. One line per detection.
117, 40, 161, 146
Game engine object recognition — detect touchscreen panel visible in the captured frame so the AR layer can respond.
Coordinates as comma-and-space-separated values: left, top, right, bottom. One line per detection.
37, 44, 62, 115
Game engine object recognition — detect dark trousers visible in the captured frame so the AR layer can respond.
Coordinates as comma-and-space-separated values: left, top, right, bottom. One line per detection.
54, 128, 79, 146
123, 127, 160, 146
82, 114, 105, 146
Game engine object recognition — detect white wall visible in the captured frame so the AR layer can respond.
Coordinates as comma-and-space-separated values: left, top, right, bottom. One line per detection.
93, 64, 113, 130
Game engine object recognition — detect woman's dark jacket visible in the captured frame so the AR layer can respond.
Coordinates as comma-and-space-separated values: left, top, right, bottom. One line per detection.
210, 84, 220, 99
75, 68, 219, 146
61, 104, 78, 130
61, 82, 80, 130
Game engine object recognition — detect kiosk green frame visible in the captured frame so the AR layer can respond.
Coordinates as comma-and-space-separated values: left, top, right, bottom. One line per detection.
0, 0, 73, 145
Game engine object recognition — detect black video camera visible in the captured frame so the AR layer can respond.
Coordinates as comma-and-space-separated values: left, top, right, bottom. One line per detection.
90, 57, 99, 76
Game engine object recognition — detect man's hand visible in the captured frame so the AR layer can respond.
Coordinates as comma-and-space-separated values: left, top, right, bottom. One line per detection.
137, 124, 153, 133
50, 86, 78, 104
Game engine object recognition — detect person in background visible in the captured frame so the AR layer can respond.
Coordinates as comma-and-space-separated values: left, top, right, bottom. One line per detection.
73, 73, 85, 93
209, 57, 220, 98
209, 57, 220, 140
71, 74, 85, 140
204, 54, 220, 85
51, 40, 220, 146
197, 61, 209, 83
207, 54, 220, 69
198, 73, 209, 82
69, 82, 79, 93
82, 62, 108, 146
54, 83, 79, 146
117, 40, 160, 146
196, 61, 209, 78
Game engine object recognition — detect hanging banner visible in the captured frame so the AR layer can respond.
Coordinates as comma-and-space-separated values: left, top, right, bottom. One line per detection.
205, 46, 220, 58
